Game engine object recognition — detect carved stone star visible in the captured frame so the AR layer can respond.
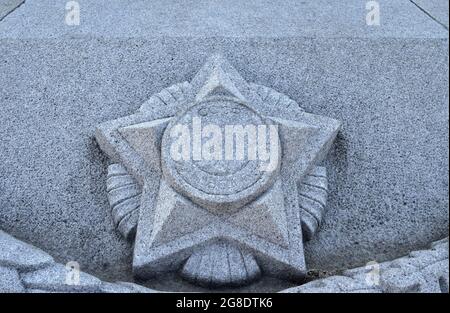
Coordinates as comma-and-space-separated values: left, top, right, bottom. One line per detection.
96, 55, 341, 287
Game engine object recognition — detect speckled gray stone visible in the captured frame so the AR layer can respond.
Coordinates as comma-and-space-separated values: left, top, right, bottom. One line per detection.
2, 229, 447, 293
0, 0, 447, 38
0, 0, 23, 21
0, 230, 156, 293
0, 266, 24, 292
282, 237, 449, 293
0, 231, 53, 270
112, 281, 156, 293
21, 263, 103, 292
0, 0, 448, 290
411, 0, 449, 29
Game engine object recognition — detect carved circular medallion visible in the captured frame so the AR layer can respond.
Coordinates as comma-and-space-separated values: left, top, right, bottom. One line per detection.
161, 97, 280, 211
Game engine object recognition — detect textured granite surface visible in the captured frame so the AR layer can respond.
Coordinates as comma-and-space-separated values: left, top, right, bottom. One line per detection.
1, 230, 447, 293
411, 0, 449, 29
0, 0, 24, 21
0, 0, 447, 39
0, 0, 448, 288
0, 230, 154, 293
95, 54, 340, 287
283, 237, 449, 293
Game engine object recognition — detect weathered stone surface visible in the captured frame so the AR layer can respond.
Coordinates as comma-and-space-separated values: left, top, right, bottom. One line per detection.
0, 0, 23, 21
0, 231, 156, 293
181, 241, 261, 287
0, 38, 447, 285
282, 238, 449, 293
0, 230, 53, 270
0, 0, 447, 38
411, 0, 449, 29
99, 281, 155, 293
297, 166, 328, 241
96, 55, 340, 287
106, 163, 141, 240
0, 229, 447, 293
0, 266, 24, 292
0, 0, 448, 288
21, 263, 103, 292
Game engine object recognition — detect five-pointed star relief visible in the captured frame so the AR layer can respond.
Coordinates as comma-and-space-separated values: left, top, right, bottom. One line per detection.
96, 55, 340, 280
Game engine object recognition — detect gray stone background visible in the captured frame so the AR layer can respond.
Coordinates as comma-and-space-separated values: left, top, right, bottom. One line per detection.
0, 0, 448, 290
